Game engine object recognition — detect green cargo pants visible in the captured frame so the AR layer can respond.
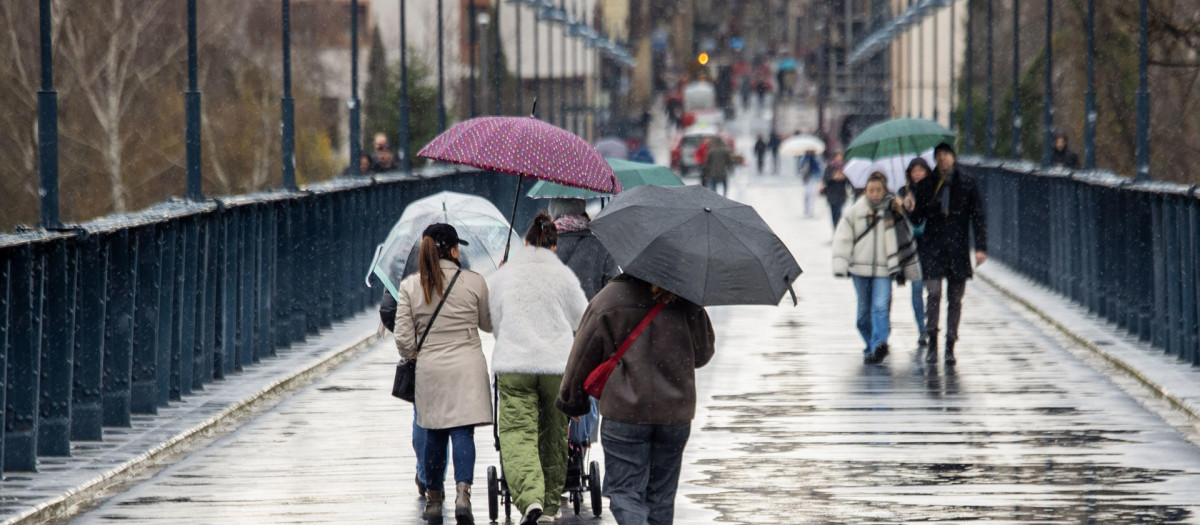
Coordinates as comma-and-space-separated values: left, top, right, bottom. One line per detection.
497, 373, 567, 515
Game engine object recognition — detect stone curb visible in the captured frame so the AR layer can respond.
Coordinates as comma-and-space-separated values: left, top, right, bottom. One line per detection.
977, 266, 1200, 424
2, 328, 385, 525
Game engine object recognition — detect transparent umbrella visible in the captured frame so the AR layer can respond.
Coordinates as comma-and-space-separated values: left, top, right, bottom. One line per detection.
368, 191, 518, 300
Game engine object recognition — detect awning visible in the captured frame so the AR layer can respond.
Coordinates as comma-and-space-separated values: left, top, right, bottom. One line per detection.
847, 0, 954, 67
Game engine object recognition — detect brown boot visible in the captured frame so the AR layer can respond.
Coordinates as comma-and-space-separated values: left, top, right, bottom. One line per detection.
455, 482, 473, 524
423, 489, 444, 521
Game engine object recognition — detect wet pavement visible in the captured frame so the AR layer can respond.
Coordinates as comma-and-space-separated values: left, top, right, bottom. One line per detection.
65, 103, 1200, 524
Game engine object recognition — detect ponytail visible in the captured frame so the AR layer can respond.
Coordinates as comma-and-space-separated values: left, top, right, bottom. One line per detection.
524, 212, 558, 249
418, 236, 447, 303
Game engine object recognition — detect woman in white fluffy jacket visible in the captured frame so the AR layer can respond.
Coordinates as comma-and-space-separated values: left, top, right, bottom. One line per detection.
488, 212, 588, 525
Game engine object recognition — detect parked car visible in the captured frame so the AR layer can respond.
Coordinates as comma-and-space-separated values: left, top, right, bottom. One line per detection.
670, 129, 736, 177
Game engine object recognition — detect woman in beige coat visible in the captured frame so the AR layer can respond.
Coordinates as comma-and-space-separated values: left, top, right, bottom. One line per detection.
395, 223, 493, 524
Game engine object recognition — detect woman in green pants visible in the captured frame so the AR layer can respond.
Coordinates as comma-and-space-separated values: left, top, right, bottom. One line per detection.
487, 213, 589, 524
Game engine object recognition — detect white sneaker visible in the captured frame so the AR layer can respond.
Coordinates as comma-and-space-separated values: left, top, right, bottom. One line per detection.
520, 503, 543, 525
536, 516, 555, 524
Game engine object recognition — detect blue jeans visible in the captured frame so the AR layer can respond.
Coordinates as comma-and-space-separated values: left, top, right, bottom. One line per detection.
413, 409, 448, 487
601, 420, 691, 525
423, 426, 476, 491
829, 202, 844, 229
707, 178, 727, 196
852, 276, 893, 353
911, 279, 927, 334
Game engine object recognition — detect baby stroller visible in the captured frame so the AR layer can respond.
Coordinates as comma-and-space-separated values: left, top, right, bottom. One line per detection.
565, 400, 603, 517
486, 380, 513, 523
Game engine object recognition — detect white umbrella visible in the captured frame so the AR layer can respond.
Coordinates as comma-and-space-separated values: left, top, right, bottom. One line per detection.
779, 134, 826, 156
367, 191, 519, 300
842, 149, 935, 193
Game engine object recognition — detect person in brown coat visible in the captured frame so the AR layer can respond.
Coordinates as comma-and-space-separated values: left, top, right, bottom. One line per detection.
557, 274, 715, 525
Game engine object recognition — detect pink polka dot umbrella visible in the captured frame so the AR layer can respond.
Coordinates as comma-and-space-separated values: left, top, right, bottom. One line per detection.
419, 116, 622, 259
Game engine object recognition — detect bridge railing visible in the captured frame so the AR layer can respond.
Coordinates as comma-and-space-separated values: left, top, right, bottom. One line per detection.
963, 158, 1200, 367
0, 168, 540, 473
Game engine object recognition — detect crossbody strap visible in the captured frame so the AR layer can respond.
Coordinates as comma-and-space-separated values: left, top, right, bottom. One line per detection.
414, 269, 463, 353
854, 211, 883, 245
610, 301, 666, 364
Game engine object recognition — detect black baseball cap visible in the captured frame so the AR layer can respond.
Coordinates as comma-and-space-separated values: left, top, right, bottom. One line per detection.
423, 223, 469, 249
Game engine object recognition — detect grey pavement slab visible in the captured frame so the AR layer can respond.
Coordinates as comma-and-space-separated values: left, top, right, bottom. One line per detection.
67, 106, 1200, 524
0, 314, 379, 525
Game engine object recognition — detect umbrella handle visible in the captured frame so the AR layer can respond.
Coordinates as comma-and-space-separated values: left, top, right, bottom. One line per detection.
365, 243, 384, 288
502, 177, 524, 263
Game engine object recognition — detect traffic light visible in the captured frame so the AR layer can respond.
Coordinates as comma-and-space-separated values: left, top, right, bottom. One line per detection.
698, 52, 709, 65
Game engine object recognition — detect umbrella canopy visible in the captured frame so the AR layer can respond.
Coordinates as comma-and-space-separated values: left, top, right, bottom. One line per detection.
779, 134, 827, 157
843, 149, 936, 192
369, 191, 519, 300
590, 185, 802, 306
843, 117, 954, 161
526, 158, 684, 199
419, 116, 622, 194
778, 58, 798, 71
593, 136, 629, 160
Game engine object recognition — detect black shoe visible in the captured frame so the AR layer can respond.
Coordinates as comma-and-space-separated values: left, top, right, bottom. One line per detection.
944, 337, 957, 366
417, 474, 427, 498
873, 342, 889, 363
918, 333, 929, 347
863, 351, 876, 364
924, 331, 939, 364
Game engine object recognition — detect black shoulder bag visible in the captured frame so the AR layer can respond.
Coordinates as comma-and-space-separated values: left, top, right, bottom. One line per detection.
392, 269, 463, 402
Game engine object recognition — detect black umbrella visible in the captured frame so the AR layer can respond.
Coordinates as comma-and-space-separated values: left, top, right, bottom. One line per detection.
590, 185, 801, 306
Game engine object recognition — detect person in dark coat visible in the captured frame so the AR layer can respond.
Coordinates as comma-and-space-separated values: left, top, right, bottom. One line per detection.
701, 138, 734, 196
905, 142, 987, 365
822, 151, 849, 229
1050, 132, 1080, 169
558, 275, 715, 525
754, 134, 768, 174
767, 131, 782, 174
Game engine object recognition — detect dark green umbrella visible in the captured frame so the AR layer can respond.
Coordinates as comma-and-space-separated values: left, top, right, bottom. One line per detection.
525, 158, 683, 199
843, 117, 955, 160
590, 185, 801, 306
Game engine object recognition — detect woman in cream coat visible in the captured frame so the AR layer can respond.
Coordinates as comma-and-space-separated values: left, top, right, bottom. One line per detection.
487, 213, 588, 525
395, 223, 493, 524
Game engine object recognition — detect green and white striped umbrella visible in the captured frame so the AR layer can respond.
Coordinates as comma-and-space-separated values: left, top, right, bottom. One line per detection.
843, 118, 954, 191
525, 157, 684, 199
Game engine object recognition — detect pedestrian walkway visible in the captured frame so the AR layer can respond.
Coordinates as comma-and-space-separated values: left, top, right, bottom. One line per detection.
67, 170, 1200, 524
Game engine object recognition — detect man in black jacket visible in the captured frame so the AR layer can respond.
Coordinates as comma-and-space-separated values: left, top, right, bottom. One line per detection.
904, 142, 987, 365
1050, 132, 1080, 169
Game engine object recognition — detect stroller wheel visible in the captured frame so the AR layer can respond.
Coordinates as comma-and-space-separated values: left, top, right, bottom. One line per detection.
572, 489, 582, 516
589, 461, 603, 517
487, 466, 499, 522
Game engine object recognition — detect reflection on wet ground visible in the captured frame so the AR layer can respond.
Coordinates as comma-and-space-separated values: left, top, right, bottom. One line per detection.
681, 176, 1200, 523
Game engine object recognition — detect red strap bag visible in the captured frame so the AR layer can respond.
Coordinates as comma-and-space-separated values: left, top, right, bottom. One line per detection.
583, 302, 666, 398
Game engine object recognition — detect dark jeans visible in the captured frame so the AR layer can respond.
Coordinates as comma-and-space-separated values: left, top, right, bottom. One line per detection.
413, 408, 447, 487
601, 420, 691, 525
924, 278, 967, 340
828, 201, 844, 228
707, 178, 727, 197
423, 425, 476, 491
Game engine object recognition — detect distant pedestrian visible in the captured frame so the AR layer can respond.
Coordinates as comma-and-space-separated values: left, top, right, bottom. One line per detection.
905, 143, 987, 365
488, 213, 588, 525
558, 275, 715, 525
372, 148, 399, 173
822, 151, 849, 228
629, 143, 655, 164
768, 131, 782, 174
344, 153, 372, 176
897, 158, 934, 347
740, 75, 752, 108
798, 149, 822, 218
393, 224, 494, 523
701, 138, 733, 197
754, 134, 768, 174
756, 79, 769, 108
1050, 132, 1080, 169
832, 173, 922, 364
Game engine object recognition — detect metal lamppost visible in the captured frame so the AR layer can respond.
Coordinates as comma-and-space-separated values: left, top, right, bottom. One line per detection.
399, 0, 411, 171
1135, 0, 1150, 180
493, 1, 503, 116
560, 0, 568, 130
985, 0, 995, 157
964, 5, 973, 154
38, 0, 60, 226
932, 3, 939, 123
1083, 0, 1096, 169
1041, 0, 1053, 166
1010, 0, 1021, 159
281, 0, 296, 190
182, 0, 201, 201
349, 0, 362, 174
437, 0, 447, 132
469, 0, 478, 117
